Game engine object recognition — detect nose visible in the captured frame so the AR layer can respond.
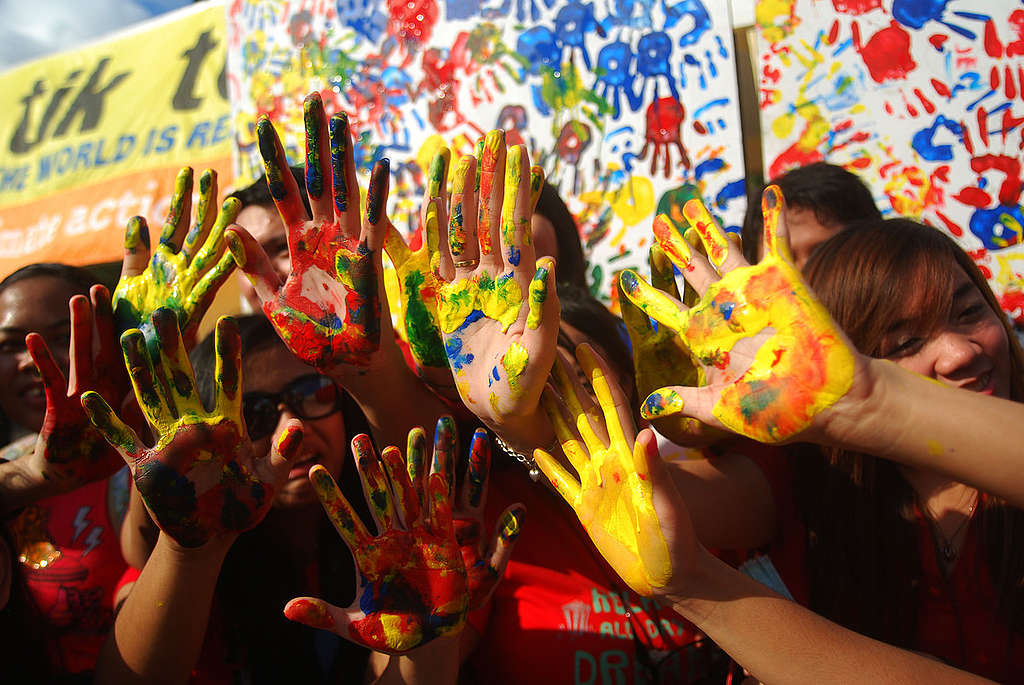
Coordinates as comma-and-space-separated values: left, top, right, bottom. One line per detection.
15, 348, 37, 375
932, 330, 984, 379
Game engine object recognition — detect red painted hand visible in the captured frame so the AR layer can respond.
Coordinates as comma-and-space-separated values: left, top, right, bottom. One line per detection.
25, 286, 128, 488
284, 419, 470, 653
82, 310, 304, 548
227, 93, 388, 376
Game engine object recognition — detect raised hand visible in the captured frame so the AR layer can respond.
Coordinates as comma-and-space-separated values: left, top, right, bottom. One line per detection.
383, 149, 455, 395
452, 427, 525, 610
435, 130, 557, 430
227, 93, 387, 376
283, 418, 469, 653
82, 310, 304, 548
534, 344, 689, 597
618, 187, 857, 444
113, 167, 240, 346
25, 286, 127, 487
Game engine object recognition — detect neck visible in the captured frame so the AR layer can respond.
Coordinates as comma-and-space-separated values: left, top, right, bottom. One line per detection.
900, 469, 976, 519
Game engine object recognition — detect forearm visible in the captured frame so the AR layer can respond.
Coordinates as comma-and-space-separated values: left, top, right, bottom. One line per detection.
823, 358, 1024, 507
120, 485, 159, 569
96, 532, 232, 685
669, 548, 993, 685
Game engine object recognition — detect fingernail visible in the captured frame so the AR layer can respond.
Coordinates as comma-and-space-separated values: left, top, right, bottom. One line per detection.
641, 389, 684, 420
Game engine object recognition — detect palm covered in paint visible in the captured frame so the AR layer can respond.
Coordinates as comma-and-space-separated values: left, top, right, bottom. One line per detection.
284, 421, 470, 654
619, 188, 856, 444
113, 167, 240, 346
534, 345, 675, 596
82, 310, 303, 548
435, 131, 556, 426
383, 150, 454, 394
27, 287, 126, 488
227, 93, 387, 375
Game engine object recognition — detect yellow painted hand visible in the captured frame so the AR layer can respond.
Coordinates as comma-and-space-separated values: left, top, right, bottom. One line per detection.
534, 345, 673, 596
113, 167, 239, 347
619, 187, 857, 444
383, 148, 453, 394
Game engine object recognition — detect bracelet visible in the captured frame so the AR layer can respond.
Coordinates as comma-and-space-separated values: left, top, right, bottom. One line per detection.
492, 433, 556, 483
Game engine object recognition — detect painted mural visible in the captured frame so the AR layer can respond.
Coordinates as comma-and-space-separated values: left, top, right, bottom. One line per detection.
757, 0, 1024, 322
225, 0, 746, 302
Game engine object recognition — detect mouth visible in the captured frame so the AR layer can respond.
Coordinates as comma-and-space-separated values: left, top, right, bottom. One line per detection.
287, 453, 322, 482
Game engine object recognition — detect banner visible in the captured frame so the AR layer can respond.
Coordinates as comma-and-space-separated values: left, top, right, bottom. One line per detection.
226, 0, 746, 302
757, 0, 1024, 322
0, 2, 232, 276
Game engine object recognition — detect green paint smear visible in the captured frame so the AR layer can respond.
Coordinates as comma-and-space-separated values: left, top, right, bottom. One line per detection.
527, 266, 548, 329
403, 271, 448, 368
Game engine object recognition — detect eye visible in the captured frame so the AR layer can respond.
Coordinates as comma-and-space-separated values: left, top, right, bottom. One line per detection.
957, 303, 985, 321
883, 335, 924, 359
0, 338, 23, 354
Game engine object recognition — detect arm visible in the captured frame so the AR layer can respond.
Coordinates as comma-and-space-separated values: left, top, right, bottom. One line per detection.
86, 312, 302, 683
227, 93, 447, 450
534, 343, 995, 684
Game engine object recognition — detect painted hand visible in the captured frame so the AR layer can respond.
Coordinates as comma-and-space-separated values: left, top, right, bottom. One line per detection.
383, 148, 456, 396
284, 419, 469, 653
26, 286, 127, 487
435, 130, 557, 427
619, 187, 856, 444
82, 310, 304, 548
534, 344, 690, 597
452, 427, 525, 610
113, 167, 239, 346
227, 93, 387, 376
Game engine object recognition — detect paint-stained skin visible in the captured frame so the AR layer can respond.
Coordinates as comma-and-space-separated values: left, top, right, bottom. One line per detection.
283, 421, 470, 654
26, 289, 126, 486
623, 188, 855, 443
82, 312, 302, 548
526, 257, 551, 329
113, 166, 239, 347
534, 344, 672, 596
477, 129, 505, 256
235, 105, 386, 371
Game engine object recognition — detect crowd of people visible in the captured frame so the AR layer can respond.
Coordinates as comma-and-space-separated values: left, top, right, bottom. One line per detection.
1, 91, 1022, 684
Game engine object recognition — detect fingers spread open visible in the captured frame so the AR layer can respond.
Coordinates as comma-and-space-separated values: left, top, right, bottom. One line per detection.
363, 159, 390, 250
533, 447, 581, 505
381, 444, 419, 527
353, 434, 397, 533
311, 462, 372, 551
90, 285, 121, 388
151, 308, 199, 415
461, 428, 490, 512
225, 225, 281, 305
329, 112, 360, 234
26, 332, 66, 405
425, 471, 454, 537
761, 185, 795, 265
67, 295, 93, 395
477, 129, 506, 268
445, 155, 479, 279
576, 343, 636, 448
121, 329, 172, 430
618, 277, 655, 341
213, 316, 242, 419
649, 245, 682, 300
283, 596, 341, 632
425, 147, 451, 230
186, 252, 236, 331
431, 416, 457, 501
181, 169, 218, 262
405, 426, 428, 514
160, 167, 193, 251
684, 199, 747, 276
500, 145, 534, 279
304, 92, 334, 223
191, 197, 240, 277
485, 502, 525, 577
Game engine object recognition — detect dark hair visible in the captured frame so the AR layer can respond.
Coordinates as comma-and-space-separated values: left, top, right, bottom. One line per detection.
741, 162, 881, 263
536, 182, 588, 289
0, 262, 95, 298
190, 316, 370, 681
227, 166, 312, 217
797, 219, 1024, 656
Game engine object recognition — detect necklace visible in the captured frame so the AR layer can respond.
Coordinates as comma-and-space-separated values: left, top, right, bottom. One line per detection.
926, 491, 978, 564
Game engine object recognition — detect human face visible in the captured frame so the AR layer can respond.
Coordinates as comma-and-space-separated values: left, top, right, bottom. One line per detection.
236, 204, 290, 311
0, 277, 82, 433
243, 345, 347, 508
879, 266, 1012, 400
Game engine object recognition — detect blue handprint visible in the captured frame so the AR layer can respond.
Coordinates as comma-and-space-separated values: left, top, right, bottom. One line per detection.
636, 31, 679, 106
554, 1, 601, 71
663, 0, 711, 47
336, 0, 388, 43
594, 42, 640, 116
602, 0, 656, 31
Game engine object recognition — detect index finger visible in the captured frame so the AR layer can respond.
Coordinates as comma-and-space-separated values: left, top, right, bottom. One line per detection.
256, 115, 309, 238
310, 464, 372, 552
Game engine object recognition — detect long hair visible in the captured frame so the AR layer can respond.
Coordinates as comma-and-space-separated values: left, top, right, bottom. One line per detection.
799, 219, 1024, 649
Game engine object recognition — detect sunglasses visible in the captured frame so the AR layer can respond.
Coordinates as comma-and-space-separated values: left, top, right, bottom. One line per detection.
242, 374, 343, 441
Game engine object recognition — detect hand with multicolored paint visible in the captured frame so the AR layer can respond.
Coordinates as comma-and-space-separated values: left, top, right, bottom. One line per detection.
435, 131, 558, 438
24, 285, 127, 489
619, 187, 857, 444
383, 148, 456, 397
113, 167, 239, 347
227, 93, 387, 375
82, 310, 304, 548
534, 343, 693, 597
283, 419, 470, 654
452, 427, 525, 610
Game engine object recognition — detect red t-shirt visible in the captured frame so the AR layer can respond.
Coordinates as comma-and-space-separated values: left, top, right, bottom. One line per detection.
7, 470, 130, 674
749, 447, 1023, 682
464, 465, 728, 684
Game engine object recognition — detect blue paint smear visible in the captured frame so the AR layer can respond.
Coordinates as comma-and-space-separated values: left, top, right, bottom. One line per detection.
445, 336, 475, 371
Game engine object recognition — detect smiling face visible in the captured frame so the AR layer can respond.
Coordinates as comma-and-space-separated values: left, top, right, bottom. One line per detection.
0, 276, 83, 433
242, 344, 347, 508
880, 266, 1012, 400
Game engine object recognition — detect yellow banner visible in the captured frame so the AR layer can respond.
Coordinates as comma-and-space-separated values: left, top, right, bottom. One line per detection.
0, 2, 231, 276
